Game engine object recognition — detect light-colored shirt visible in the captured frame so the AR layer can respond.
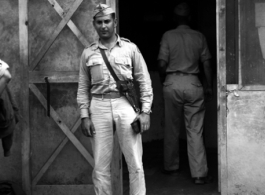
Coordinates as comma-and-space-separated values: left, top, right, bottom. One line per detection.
157, 25, 211, 74
77, 35, 153, 118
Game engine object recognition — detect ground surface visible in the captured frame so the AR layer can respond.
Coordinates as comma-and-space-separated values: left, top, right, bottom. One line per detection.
123, 139, 220, 195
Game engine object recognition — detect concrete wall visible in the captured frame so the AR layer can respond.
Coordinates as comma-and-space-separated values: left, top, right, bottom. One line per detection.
227, 90, 265, 194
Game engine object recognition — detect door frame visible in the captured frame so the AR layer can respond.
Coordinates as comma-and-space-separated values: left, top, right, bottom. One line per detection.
217, 0, 228, 194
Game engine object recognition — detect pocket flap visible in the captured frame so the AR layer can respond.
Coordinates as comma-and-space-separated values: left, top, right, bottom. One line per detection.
114, 57, 131, 65
87, 58, 103, 67
191, 82, 202, 87
163, 82, 173, 87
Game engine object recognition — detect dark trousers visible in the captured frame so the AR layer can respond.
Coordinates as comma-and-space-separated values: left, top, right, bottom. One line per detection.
0, 119, 15, 157
163, 73, 208, 177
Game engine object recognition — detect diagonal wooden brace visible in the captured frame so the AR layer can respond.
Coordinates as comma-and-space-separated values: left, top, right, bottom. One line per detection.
30, 0, 83, 71
29, 84, 94, 167
47, 0, 89, 47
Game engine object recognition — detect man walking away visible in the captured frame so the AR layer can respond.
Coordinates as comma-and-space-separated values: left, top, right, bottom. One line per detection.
157, 2, 213, 185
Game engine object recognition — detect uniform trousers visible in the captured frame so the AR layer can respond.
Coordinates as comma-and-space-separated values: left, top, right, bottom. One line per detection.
90, 96, 146, 195
0, 119, 15, 157
163, 73, 208, 177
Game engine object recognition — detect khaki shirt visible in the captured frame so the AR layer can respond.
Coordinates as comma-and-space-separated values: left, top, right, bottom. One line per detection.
158, 25, 211, 74
77, 35, 153, 118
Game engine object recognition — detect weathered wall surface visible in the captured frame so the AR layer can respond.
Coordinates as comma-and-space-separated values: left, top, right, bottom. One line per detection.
227, 91, 265, 194
0, 0, 103, 187
0, 0, 22, 184
28, 0, 102, 188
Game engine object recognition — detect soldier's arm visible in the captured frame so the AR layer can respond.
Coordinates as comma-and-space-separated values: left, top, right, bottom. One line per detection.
157, 59, 167, 84
0, 68, 11, 95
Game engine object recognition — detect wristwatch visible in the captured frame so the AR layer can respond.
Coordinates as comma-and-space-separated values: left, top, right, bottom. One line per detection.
141, 110, 152, 115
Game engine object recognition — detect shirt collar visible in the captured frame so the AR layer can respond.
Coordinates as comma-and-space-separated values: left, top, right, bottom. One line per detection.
176, 25, 190, 30
92, 34, 122, 51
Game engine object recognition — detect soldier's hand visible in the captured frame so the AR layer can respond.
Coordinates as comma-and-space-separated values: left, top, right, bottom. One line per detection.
138, 113, 150, 133
81, 117, 95, 137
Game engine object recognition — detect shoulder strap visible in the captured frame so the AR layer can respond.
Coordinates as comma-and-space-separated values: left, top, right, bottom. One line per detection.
99, 48, 120, 81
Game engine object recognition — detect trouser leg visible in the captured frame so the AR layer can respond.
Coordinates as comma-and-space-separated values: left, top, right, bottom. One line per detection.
113, 97, 146, 195
90, 98, 114, 195
2, 132, 13, 157
184, 81, 208, 178
163, 81, 183, 171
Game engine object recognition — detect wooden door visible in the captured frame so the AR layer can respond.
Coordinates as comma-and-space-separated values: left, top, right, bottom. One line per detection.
226, 0, 265, 194
218, 0, 265, 194
19, 0, 122, 195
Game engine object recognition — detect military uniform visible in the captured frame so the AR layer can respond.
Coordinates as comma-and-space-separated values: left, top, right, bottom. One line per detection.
77, 4, 153, 194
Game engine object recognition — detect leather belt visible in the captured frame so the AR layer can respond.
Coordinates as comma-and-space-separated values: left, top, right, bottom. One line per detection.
92, 92, 123, 99
169, 72, 198, 76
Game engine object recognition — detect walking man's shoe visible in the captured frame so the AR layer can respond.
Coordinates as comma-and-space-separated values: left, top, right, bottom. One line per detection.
193, 175, 213, 185
161, 169, 180, 176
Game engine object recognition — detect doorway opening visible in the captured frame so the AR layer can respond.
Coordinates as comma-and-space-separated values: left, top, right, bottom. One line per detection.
119, 0, 219, 194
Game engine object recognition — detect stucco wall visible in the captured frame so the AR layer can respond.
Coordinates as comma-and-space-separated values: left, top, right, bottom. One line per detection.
227, 91, 265, 194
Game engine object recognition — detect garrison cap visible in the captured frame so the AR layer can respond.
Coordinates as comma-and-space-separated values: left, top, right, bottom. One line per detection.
93, 3, 115, 18
174, 2, 190, 16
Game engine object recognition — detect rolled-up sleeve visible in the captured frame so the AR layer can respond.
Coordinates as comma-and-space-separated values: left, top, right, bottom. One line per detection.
77, 50, 91, 118
131, 45, 153, 113
157, 33, 170, 63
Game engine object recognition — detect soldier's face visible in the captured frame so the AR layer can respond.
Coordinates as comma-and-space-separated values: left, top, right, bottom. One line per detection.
93, 14, 117, 40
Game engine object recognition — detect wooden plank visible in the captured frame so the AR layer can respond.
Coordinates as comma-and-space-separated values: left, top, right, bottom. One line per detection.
30, 0, 83, 71
29, 71, 79, 83
19, 0, 31, 194
240, 85, 265, 91
29, 84, 94, 167
217, 0, 228, 194
33, 185, 95, 195
47, 0, 89, 47
32, 118, 83, 187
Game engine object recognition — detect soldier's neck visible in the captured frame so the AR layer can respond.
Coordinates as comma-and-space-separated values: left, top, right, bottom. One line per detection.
100, 35, 117, 50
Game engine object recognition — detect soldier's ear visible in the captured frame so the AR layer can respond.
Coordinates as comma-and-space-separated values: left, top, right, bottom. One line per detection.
114, 18, 118, 28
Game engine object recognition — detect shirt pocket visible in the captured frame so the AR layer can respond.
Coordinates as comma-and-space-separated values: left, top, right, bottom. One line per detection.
114, 57, 133, 79
191, 82, 203, 88
87, 57, 104, 84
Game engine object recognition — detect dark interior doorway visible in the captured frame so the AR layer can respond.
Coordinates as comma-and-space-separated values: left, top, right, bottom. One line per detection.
119, 0, 219, 194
